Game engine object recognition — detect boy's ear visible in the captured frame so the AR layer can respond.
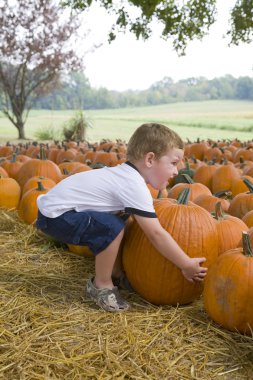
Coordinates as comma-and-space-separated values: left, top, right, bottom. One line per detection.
145, 152, 155, 168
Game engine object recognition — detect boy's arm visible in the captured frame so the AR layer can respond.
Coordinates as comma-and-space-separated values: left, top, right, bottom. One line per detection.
133, 215, 207, 283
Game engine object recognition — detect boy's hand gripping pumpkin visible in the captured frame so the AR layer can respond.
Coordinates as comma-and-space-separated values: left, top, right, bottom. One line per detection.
181, 257, 207, 283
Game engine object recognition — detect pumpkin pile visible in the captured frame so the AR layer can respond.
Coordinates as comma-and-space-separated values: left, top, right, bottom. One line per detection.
1, 137, 253, 335
0, 139, 127, 224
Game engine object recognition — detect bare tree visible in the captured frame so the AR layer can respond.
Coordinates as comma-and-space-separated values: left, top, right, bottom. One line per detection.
0, 0, 84, 139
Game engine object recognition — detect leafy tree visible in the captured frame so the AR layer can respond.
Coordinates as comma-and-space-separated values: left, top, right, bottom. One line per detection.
0, 0, 84, 139
228, 0, 253, 45
62, 0, 253, 53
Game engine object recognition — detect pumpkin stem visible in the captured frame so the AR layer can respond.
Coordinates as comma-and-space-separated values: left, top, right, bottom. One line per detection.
214, 190, 232, 199
156, 190, 162, 199
36, 181, 46, 191
63, 168, 69, 175
39, 145, 47, 160
190, 156, 197, 163
243, 178, 253, 193
11, 153, 17, 163
242, 231, 253, 257
214, 202, 225, 220
177, 188, 191, 204
181, 173, 194, 184
239, 156, 245, 164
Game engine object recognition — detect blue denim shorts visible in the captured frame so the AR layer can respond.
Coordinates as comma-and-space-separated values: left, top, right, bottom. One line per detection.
36, 209, 127, 255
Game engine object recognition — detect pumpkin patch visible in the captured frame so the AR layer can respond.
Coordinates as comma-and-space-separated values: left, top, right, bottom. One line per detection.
1, 135, 253, 379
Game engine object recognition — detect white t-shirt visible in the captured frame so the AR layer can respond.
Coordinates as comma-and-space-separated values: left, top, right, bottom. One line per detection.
37, 162, 157, 218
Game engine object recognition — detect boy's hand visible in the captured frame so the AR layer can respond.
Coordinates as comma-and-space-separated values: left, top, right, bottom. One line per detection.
181, 257, 207, 283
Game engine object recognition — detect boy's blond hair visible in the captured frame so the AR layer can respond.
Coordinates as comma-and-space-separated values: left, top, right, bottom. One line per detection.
126, 123, 184, 162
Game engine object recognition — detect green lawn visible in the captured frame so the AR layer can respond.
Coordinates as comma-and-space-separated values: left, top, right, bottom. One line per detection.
1, 100, 253, 143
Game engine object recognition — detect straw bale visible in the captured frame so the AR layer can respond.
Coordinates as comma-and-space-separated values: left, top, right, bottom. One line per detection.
0, 209, 253, 379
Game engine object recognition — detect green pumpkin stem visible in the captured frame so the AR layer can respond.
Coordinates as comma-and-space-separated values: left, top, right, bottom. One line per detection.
243, 178, 253, 193
181, 173, 194, 184
11, 153, 17, 163
177, 188, 191, 204
242, 231, 253, 257
36, 181, 46, 191
63, 168, 69, 175
214, 190, 232, 199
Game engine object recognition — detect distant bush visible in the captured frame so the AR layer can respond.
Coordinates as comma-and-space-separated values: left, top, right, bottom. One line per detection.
62, 111, 93, 141
34, 126, 61, 140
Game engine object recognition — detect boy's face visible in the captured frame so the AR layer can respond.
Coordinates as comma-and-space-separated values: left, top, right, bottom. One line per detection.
145, 148, 184, 190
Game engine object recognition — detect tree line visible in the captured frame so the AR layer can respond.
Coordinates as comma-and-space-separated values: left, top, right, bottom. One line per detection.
33, 73, 253, 110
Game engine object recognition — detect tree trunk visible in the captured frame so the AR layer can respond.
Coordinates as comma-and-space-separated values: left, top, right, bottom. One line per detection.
17, 122, 26, 139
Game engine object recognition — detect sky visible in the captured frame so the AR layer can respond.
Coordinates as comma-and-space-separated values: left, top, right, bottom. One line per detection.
80, 1, 253, 91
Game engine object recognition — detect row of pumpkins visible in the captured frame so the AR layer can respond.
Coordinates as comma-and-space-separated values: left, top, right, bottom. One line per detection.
1, 138, 253, 336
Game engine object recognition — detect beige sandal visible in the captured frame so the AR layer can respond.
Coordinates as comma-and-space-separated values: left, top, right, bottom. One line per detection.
86, 278, 130, 312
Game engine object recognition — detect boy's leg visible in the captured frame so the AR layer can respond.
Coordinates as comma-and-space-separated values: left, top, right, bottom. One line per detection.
94, 229, 124, 289
86, 229, 130, 311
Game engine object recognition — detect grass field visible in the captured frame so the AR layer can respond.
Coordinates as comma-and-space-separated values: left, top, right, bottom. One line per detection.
0, 100, 253, 143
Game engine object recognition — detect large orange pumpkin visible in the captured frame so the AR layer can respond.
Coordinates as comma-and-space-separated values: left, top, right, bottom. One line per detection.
203, 232, 253, 335
122, 188, 219, 305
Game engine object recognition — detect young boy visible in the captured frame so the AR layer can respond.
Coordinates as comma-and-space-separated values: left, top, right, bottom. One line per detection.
36, 123, 207, 312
